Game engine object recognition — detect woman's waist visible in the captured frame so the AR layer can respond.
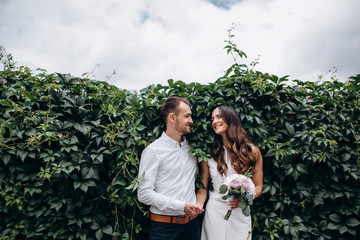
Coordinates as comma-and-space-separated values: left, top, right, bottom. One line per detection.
208, 192, 227, 202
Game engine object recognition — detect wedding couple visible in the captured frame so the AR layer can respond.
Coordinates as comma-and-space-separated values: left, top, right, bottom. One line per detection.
137, 96, 263, 240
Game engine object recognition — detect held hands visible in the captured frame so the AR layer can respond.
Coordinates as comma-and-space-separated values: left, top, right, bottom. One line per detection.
185, 200, 240, 216
195, 203, 204, 214
184, 202, 204, 218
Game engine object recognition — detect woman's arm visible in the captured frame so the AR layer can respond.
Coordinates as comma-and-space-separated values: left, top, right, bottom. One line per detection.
196, 160, 210, 208
251, 145, 263, 199
230, 145, 264, 210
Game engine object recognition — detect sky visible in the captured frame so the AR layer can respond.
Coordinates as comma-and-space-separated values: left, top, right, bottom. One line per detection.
0, 0, 359, 91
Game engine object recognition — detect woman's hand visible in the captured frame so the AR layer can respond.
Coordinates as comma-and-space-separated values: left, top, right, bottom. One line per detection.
195, 202, 204, 214
229, 198, 239, 210
184, 203, 203, 218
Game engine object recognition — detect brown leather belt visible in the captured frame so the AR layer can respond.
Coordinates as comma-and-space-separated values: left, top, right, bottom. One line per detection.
150, 213, 195, 224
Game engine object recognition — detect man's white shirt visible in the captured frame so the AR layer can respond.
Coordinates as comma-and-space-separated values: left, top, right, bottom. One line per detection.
137, 132, 198, 216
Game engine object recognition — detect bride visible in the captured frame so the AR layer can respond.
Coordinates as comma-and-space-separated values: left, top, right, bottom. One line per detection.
197, 105, 263, 240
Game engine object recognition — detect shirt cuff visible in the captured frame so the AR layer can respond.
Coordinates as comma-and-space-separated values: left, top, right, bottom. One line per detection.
174, 200, 186, 214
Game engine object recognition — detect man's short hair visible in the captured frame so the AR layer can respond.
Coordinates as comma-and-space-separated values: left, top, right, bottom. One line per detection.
160, 96, 190, 122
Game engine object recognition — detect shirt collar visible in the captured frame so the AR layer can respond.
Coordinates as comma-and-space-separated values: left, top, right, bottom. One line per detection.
161, 132, 187, 148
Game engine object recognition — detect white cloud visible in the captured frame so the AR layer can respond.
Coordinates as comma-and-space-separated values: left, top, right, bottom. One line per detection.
0, 0, 359, 91
229, 0, 360, 82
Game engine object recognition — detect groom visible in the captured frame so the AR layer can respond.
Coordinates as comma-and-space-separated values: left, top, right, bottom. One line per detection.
137, 96, 203, 240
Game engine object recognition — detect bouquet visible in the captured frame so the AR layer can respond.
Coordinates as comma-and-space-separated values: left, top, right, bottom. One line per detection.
219, 172, 255, 220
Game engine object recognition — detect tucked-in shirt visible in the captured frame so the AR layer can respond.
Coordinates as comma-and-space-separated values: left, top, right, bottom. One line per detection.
137, 132, 198, 216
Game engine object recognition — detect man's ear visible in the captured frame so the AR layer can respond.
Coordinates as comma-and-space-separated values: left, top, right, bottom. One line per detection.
168, 112, 175, 124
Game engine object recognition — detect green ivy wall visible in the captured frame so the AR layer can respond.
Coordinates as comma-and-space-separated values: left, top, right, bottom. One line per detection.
0, 52, 359, 239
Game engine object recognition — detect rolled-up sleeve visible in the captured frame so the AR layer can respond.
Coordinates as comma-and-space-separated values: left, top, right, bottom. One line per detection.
137, 147, 185, 215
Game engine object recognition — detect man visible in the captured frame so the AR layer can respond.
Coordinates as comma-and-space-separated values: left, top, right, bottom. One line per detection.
137, 96, 203, 240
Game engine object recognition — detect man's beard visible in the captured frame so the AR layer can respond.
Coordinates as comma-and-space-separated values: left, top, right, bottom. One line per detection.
175, 122, 190, 134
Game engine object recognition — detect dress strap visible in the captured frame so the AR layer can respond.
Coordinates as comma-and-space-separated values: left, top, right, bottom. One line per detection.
222, 146, 229, 179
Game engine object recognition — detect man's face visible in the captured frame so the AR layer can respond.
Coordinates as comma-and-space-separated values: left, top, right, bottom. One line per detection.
174, 102, 193, 134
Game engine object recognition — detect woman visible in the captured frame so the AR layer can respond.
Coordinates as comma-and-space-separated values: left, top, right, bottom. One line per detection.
197, 105, 263, 240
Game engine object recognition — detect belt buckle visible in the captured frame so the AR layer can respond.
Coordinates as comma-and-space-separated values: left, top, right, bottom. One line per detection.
176, 214, 186, 224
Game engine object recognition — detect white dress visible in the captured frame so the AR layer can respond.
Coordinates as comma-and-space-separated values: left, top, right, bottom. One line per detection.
201, 153, 252, 240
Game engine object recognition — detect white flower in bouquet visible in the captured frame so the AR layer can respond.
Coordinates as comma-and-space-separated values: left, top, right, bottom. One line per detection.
219, 173, 255, 220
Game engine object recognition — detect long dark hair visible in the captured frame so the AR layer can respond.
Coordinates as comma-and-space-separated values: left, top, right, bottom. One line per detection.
210, 105, 255, 175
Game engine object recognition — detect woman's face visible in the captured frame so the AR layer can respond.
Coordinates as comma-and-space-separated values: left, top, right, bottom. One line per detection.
211, 108, 228, 137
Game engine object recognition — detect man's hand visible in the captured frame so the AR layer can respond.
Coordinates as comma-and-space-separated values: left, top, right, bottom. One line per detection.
184, 203, 204, 218
229, 198, 239, 210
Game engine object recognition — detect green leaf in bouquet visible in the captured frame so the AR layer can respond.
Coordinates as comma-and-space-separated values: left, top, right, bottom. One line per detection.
219, 184, 228, 194
244, 166, 253, 178
224, 209, 232, 220
242, 205, 250, 216
222, 196, 228, 200
238, 198, 246, 209
232, 189, 241, 195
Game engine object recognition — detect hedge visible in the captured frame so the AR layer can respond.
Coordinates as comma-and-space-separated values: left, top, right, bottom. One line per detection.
0, 40, 359, 240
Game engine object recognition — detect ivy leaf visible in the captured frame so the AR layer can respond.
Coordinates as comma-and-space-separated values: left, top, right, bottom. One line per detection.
0, 99, 12, 107
329, 214, 342, 223
17, 150, 28, 162
2, 153, 11, 165
74, 181, 81, 189
24, 127, 36, 136
121, 233, 130, 240
345, 218, 360, 227
292, 216, 302, 223
285, 122, 295, 135
338, 226, 347, 235
327, 222, 338, 230
319, 220, 327, 231
80, 183, 88, 193
95, 229, 103, 240
341, 153, 351, 161
70, 135, 79, 143
102, 225, 113, 235
75, 96, 86, 106
74, 123, 92, 134
289, 226, 298, 238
